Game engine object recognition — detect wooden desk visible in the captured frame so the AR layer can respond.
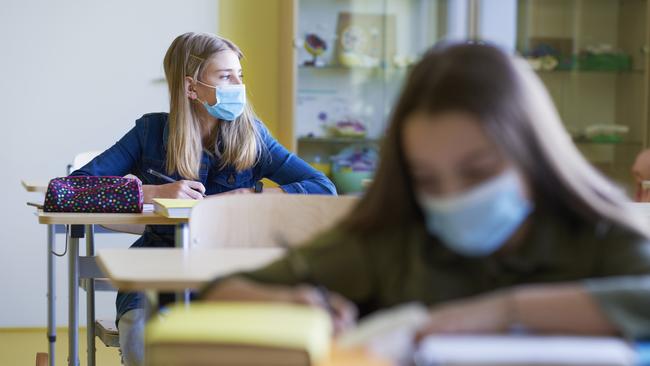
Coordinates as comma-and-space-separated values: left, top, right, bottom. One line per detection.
21, 179, 48, 192
34, 210, 188, 366
97, 247, 284, 291
37, 211, 187, 226
98, 248, 392, 366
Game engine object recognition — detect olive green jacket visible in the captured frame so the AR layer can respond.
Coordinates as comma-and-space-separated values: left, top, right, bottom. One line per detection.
235, 216, 650, 339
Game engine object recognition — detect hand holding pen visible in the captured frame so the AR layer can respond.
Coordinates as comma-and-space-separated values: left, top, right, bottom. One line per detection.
293, 284, 358, 334
279, 239, 358, 334
146, 168, 206, 199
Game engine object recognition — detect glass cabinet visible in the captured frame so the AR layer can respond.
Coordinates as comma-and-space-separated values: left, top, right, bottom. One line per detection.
290, 0, 649, 194
293, 0, 450, 193
515, 0, 649, 193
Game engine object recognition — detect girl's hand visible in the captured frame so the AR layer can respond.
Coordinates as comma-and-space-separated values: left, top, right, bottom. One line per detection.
144, 180, 205, 201
202, 278, 357, 334
416, 291, 511, 341
292, 285, 358, 334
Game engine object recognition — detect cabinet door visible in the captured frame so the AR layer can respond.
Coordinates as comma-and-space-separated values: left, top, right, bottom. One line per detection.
295, 0, 450, 192
512, 0, 649, 192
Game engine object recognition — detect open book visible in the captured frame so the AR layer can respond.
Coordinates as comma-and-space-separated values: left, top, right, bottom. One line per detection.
337, 303, 638, 366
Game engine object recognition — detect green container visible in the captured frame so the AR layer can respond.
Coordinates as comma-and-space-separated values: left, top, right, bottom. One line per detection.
576, 54, 631, 71
588, 135, 623, 144
332, 169, 373, 194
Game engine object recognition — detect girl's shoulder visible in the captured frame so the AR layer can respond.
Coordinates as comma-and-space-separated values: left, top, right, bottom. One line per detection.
131, 113, 169, 142
123, 113, 169, 147
253, 118, 271, 135
135, 112, 169, 129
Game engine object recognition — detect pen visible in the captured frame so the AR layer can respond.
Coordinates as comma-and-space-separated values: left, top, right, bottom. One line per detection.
26, 201, 44, 209
146, 168, 206, 197
146, 168, 176, 183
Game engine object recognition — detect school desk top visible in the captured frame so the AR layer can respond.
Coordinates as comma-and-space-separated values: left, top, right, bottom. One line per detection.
21, 179, 48, 192
37, 210, 188, 225
97, 247, 285, 291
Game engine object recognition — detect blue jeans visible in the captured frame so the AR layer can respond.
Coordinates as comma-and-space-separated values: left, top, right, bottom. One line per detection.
118, 308, 145, 366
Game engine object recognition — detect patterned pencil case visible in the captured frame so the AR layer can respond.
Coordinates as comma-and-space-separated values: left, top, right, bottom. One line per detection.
43, 176, 143, 213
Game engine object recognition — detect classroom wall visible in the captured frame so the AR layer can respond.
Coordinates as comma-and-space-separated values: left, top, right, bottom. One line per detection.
0, 0, 218, 328
218, 0, 294, 147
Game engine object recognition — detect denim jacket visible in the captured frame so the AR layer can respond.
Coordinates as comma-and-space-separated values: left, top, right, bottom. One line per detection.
70, 112, 336, 320
71, 112, 335, 195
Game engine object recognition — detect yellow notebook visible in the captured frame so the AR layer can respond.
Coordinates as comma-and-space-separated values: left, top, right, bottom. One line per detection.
152, 198, 200, 218
146, 302, 332, 366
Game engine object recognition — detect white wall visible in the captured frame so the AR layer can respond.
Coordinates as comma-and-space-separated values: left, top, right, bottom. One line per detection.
0, 0, 217, 327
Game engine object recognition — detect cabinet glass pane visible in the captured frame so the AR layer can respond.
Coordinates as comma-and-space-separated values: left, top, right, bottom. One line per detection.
513, 0, 648, 192
295, 0, 449, 192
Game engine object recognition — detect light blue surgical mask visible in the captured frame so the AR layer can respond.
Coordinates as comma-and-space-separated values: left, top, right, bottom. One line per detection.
196, 81, 246, 121
418, 169, 533, 257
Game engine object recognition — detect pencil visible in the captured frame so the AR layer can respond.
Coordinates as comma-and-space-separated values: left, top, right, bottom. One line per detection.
146, 168, 176, 183
146, 168, 206, 197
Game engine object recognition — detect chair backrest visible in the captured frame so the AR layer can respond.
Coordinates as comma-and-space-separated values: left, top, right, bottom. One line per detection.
189, 195, 359, 248
67, 150, 103, 174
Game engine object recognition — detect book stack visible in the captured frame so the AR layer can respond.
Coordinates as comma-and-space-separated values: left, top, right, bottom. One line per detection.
146, 302, 332, 366
152, 198, 200, 218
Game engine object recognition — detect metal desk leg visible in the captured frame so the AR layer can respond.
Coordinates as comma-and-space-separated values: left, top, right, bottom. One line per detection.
68, 225, 84, 366
174, 222, 189, 250
143, 290, 159, 366
85, 225, 96, 366
174, 223, 190, 304
47, 224, 56, 366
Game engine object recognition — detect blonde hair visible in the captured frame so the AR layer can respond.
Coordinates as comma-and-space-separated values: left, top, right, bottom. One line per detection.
163, 32, 261, 179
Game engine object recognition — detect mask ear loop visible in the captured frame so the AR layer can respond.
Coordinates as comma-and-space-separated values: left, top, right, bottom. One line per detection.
195, 79, 217, 89
193, 76, 222, 105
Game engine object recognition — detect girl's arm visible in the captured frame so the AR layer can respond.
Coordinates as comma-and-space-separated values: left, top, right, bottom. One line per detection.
201, 229, 372, 332
418, 223, 650, 339
511, 283, 617, 334
417, 283, 618, 337
203, 276, 357, 333
256, 123, 337, 195
69, 119, 205, 202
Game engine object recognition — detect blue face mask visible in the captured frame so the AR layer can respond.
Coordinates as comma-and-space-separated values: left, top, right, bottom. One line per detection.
196, 81, 246, 121
418, 169, 533, 257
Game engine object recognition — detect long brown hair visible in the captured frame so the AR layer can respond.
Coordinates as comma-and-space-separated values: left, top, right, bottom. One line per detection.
163, 32, 261, 178
346, 43, 648, 237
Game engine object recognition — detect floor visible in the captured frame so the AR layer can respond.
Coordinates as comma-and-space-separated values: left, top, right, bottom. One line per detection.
0, 327, 121, 366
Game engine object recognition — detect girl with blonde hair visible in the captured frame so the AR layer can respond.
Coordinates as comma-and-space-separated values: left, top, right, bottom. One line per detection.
72, 32, 335, 365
